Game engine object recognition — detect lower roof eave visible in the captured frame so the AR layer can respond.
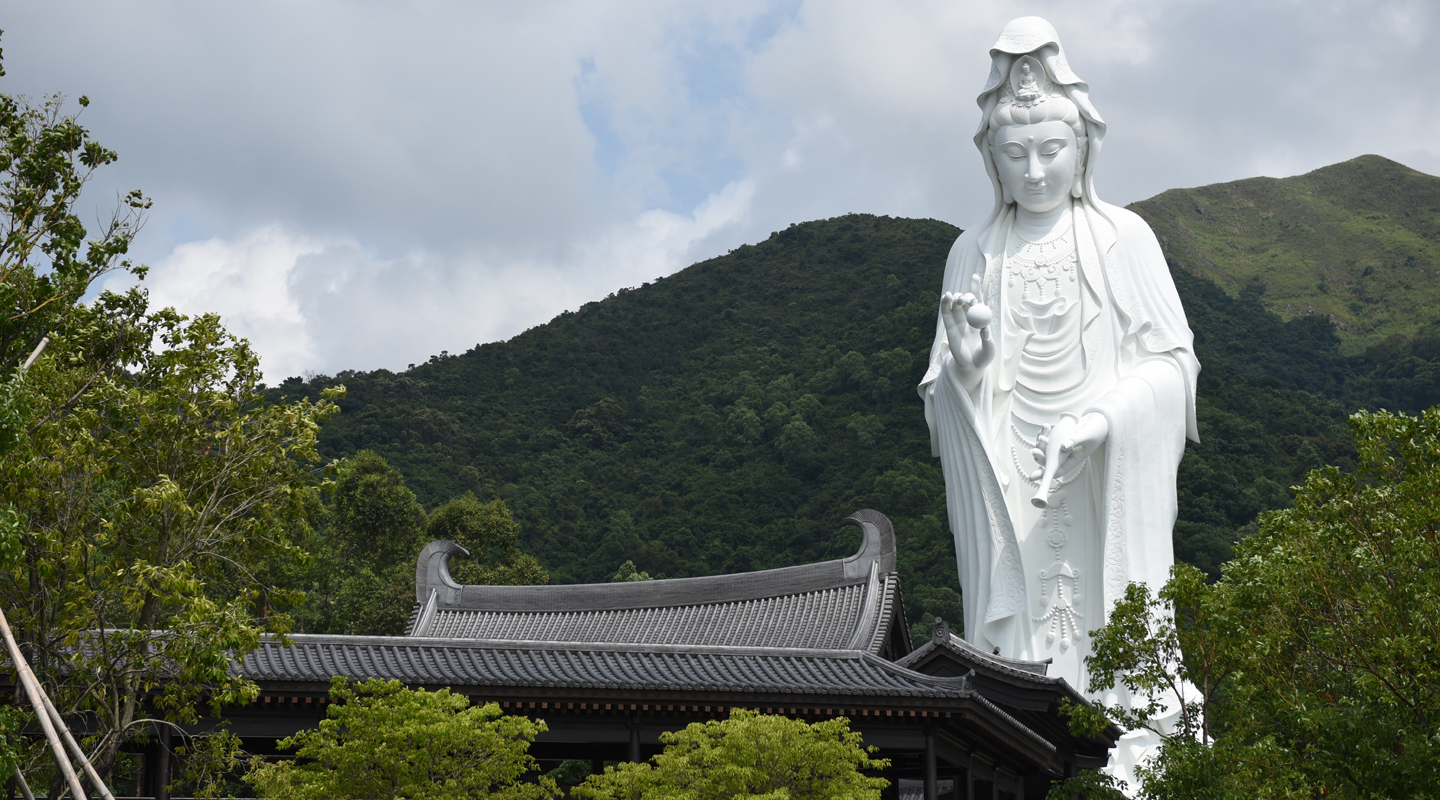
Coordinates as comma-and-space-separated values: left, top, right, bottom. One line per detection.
247, 678, 973, 710
948, 696, 1069, 775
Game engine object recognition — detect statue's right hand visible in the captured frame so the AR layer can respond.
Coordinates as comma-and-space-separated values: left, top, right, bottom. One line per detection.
940, 291, 973, 338
941, 279, 996, 382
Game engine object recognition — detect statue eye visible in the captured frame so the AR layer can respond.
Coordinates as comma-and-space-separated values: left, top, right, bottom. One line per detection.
1041, 144, 1064, 157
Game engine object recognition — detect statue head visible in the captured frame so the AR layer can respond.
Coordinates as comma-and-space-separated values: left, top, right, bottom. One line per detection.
974, 18, 1107, 225
987, 57, 1087, 211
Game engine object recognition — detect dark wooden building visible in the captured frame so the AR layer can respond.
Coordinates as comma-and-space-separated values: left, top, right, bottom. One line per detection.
209, 510, 1115, 799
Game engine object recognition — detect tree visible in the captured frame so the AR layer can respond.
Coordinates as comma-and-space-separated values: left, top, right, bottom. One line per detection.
286, 455, 548, 637
573, 708, 889, 800
0, 308, 340, 793
245, 678, 558, 800
609, 560, 652, 581
1077, 408, 1440, 798
425, 493, 548, 587
0, 45, 344, 794
292, 450, 427, 636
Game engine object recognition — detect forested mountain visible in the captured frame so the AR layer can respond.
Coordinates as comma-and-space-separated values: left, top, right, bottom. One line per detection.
271, 155, 1440, 640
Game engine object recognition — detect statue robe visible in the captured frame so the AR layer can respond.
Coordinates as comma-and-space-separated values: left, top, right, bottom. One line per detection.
919, 197, 1199, 687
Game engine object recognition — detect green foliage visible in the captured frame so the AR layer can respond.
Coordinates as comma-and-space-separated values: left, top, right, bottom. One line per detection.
1079, 566, 1219, 743
290, 451, 426, 635
0, 307, 341, 791
175, 728, 248, 800
1133, 154, 1440, 349
283, 453, 546, 636
1044, 768, 1126, 800
0, 51, 346, 795
1079, 408, 1440, 799
334, 450, 428, 566
245, 677, 558, 800
546, 760, 593, 787
0, 68, 149, 378
426, 493, 549, 586
573, 708, 889, 800
0, 705, 28, 783
610, 560, 652, 581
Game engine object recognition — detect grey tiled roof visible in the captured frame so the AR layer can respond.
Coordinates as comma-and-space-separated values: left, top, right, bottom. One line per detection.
240, 635, 971, 698
420, 583, 868, 648
894, 626, 1059, 682
407, 510, 905, 656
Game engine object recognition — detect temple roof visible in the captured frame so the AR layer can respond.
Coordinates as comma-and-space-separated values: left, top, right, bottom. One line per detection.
242, 637, 972, 700
404, 509, 910, 658
229, 509, 1114, 773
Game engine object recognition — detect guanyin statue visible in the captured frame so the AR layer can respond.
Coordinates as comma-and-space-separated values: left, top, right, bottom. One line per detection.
917, 16, 1200, 788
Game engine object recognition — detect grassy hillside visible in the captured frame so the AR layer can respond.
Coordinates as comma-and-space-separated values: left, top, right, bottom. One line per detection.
1132, 155, 1440, 351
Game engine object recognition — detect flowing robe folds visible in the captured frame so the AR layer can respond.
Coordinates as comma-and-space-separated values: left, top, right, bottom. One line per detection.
919, 197, 1199, 690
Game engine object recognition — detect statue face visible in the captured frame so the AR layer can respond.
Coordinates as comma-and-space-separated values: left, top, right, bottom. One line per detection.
992, 120, 1078, 213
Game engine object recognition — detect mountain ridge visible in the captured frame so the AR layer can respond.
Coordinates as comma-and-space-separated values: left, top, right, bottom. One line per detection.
1131, 154, 1440, 351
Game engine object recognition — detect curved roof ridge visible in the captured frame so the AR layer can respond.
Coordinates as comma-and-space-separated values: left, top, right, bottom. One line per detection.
278, 631, 876, 660
413, 510, 897, 615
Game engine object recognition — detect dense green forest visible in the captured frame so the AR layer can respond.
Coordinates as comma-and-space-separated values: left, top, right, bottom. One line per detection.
271, 155, 1440, 641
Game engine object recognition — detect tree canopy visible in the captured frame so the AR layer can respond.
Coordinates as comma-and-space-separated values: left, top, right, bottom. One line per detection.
573, 708, 889, 800
1077, 408, 1440, 799
245, 678, 558, 800
0, 41, 343, 796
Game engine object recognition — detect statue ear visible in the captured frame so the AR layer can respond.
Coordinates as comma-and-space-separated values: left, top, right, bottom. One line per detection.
1071, 180, 1084, 199
1002, 183, 1014, 205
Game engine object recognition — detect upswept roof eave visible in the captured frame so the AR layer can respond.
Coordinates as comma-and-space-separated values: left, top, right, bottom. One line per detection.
414, 509, 898, 616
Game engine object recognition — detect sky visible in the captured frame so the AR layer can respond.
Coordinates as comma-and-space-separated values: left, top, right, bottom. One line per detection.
1, 0, 1436, 381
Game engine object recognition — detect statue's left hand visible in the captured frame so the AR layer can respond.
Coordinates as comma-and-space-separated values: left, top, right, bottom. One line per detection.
1031, 412, 1109, 507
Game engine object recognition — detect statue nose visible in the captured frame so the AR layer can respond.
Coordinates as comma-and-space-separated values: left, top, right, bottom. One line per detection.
1026, 153, 1045, 182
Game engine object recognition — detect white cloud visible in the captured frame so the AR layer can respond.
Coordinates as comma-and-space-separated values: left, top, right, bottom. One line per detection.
9, 0, 1440, 378
127, 227, 331, 378
118, 178, 754, 380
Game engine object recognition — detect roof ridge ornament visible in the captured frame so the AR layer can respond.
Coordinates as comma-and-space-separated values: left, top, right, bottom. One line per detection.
931, 616, 952, 644
840, 509, 897, 579
415, 540, 468, 604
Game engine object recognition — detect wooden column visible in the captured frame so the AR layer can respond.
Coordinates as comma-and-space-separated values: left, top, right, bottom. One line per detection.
627, 719, 640, 763
153, 726, 171, 800
924, 730, 938, 800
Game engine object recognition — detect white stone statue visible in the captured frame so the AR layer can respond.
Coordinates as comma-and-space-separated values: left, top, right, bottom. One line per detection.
917, 16, 1200, 789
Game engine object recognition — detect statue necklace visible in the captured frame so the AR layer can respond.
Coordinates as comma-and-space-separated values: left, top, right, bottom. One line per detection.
1006, 218, 1078, 301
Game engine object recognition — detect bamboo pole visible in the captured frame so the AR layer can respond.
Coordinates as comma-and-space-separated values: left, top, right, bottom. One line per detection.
0, 608, 88, 800
12, 766, 34, 800
6, 336, 108, 800
20, 338, 47, 373
37, 687, 115, 800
